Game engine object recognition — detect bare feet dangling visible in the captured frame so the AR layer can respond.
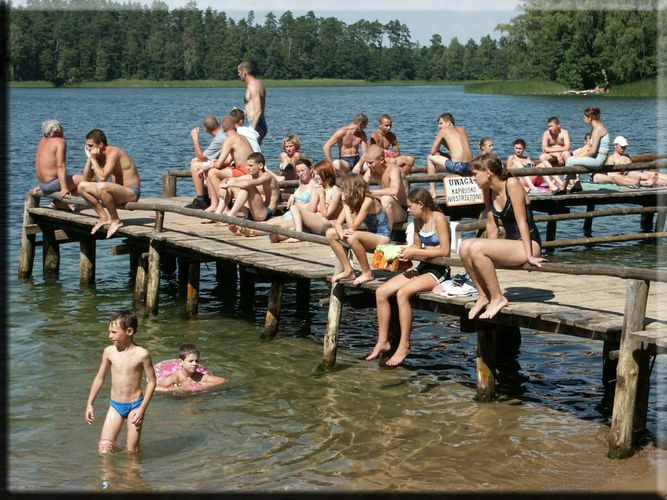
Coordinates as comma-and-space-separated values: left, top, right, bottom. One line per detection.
385, 346, 410, 366
468, 297, 489, 320
365, 340, 391, 361
353, 271, 374, 286
479, 297, 508, 320
91, 219, 109, 235
106, 220, 124, 239
331, 269, 354, 283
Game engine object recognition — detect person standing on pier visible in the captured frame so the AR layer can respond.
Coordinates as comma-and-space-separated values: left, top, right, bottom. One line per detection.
77, 129, 141, 239
426, 112, 474, 198
238, 61, 267, 144
32, 119, 82, 210
459, 154, 543, 320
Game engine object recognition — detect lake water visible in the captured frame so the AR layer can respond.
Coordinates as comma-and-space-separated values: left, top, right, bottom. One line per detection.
7, 86, 667, 493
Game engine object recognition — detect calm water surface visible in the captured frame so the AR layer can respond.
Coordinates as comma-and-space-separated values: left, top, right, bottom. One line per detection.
7, 87, 667, 492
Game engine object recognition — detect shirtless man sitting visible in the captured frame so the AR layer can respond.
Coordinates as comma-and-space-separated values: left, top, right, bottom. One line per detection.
369, 114, 415, 175
323, 113, 369, 173
363, 144, 408, 230
77, 129, 141, 238
426, 112, 474, 198
203, 116, 255, 215
33, 119, 82, 210
538, 116, 571, 166
186, 115, 226, 210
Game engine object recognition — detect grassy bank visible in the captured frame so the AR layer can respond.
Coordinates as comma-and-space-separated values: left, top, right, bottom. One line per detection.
465, 78, 661, 97
464, 80, 569, 96
9, 78, 474, 89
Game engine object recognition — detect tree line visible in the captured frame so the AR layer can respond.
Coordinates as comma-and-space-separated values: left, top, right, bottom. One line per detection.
7, 0, 658, 89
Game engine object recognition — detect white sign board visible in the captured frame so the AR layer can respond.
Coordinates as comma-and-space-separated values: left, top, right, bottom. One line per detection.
444, 175, 483, 206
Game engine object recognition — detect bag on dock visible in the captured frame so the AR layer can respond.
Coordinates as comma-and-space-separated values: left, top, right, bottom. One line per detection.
372, 244, 412, 273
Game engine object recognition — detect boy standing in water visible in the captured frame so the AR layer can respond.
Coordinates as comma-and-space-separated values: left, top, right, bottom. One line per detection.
85, 310, 156, 454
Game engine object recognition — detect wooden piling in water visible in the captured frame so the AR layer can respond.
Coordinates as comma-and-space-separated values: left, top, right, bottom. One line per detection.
162, 175, 177, 198
263, 280, 284, 339
323, 262, 345, 368
79, 237, 96, 287
42, 227, 60, 279
145, 239, 162, 315
186, 260, 200, 318
18, 193, 38, 279
608, 278, 650, 459
134, 253, 148, 302
476, 326, 496, 401
655, 210, 666, 233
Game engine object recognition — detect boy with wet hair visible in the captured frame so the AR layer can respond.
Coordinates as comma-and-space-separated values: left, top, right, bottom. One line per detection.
539, 116, 571, 166
85, 310, 156, 454
155, 344, 228, 392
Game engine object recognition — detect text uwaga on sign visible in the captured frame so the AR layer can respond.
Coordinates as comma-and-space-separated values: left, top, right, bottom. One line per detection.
444, 175, 483, 206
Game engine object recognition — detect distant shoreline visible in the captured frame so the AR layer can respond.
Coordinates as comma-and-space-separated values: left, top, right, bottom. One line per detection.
9, 78, 660, 97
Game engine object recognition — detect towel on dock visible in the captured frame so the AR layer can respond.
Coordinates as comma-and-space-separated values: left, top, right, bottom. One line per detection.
372, 244, 412, 273
432, 273, 477, 297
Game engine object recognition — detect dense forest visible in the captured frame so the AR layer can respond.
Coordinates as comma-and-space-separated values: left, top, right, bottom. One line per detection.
7, 0, 659, 88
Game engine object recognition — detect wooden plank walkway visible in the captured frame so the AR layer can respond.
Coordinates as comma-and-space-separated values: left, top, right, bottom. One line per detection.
27, 196, 667, 341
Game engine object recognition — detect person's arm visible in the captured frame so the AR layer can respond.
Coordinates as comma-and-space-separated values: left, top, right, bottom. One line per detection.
506, 155, 515, 169
131, 353, 156, 426
230, 172, 270, 190
429, 131, 445, 156
349, 197, 373, 231
285, 193, 295, 209
506, 178, 542, 266
191, 128, 206, 161
201, 373, 229, 387
323, 189, 342, 219
541, 131, 551, 153
402, 212, 451, 261
561, 130, 571, 152
304, 185, 319, 212
91, 149, 119, 181
323, 129, 343, 163
211, 142, 233, 169
333, 206, 348, 238
370, 168, 401, 198
247, 84, 263, 130
390, 133, 401, 156
55, 139, 69, 197
85, 350, 110, 424
483, 189, 499, 239
586, 128, 603, 158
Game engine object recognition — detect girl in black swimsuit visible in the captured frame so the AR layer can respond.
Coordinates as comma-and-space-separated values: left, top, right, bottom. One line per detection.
458, 154, 544, 320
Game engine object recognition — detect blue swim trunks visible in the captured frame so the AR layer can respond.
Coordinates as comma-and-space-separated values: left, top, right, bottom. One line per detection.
129, 186, 141, 201
109, 395, 144, 418
444, 159, 470, 175
38, 178, 63, 195
253, 117, 268, 139
340, 155, 360, 168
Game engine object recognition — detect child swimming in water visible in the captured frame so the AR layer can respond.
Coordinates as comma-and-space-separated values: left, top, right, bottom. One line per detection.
155, 344, 228, 392
85, 310, 156, 454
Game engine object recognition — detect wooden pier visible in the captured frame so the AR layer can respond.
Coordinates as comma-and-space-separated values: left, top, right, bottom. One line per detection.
18, 186, 667, 459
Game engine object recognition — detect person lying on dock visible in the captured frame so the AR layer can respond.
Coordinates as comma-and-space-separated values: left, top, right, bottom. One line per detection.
230, 158, 317, 240
323, 113, 369, 173
426, 112, 474, 198
204, 116, 255, 215
507, 139, 562, 193
367, 188, 451, 366
362, 144, 408, 230
593, 136, 667, 187
273, 160, 343, 242
185, 115, 226, 210
459, 154, 543, 320
33, 119, 82, 211
278, 134, 303, 181
369, 114, 415, 175
326, 174, 392, 286
538, 116, 571, 166
219, 153, 280, 234
77, 129, 141, 238
556, 106, 609, 194
155, 344, 228, 393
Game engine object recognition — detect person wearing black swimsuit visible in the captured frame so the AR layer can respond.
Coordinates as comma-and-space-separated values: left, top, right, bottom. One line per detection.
458, 154, 544, 320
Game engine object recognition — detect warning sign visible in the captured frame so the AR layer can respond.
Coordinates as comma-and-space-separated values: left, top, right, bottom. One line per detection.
444, 175, 483, 206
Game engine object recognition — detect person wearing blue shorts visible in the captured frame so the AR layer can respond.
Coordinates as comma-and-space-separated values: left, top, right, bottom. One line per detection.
238, 61, 267, 144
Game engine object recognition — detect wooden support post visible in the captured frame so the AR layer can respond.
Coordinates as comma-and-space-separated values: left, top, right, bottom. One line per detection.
476, 326, 496, 401
608, 279, 650, 459
239, 266, 255, 298
145, 240, 162, 315
583, 203, 595, 237
296, 278, 311, 313
79, 237, 96, 287
134, 253, 148, 302
322, 280, 345, 368
186, 261, 200, 318
42, 227, 60, 280
18, 193, 38, 279
263, 280, 284, 339
162, 175, 177, 197
654, 210, 666, 233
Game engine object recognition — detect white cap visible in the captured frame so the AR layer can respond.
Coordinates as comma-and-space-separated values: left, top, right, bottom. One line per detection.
613, 136, 629, 147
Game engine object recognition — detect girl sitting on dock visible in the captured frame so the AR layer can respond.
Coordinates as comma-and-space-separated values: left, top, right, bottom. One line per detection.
326, 174, 391, 286
556, 106, 609, 194
459, 154, 544, 320
278, 134, 303, 181
271, 160, 343, 242
367, 187, 451, 366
